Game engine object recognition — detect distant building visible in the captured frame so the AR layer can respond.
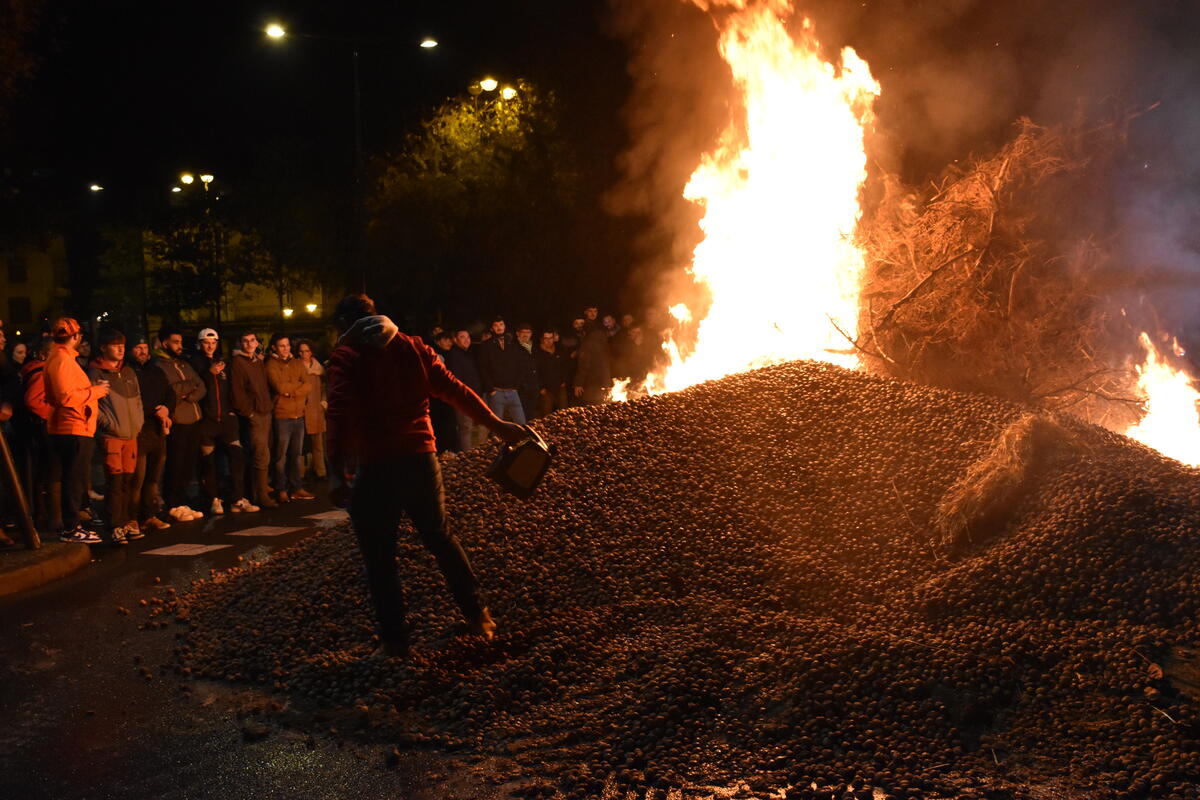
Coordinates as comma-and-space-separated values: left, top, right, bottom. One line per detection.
0, 237, 68, 339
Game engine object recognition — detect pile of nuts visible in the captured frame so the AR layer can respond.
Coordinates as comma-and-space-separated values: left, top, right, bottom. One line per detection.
168, 361, 1200, 799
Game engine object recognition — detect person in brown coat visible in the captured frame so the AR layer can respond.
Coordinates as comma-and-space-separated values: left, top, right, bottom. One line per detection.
266, 333, 312, 502
230, 331, 277, 508
297, 340, 327, 478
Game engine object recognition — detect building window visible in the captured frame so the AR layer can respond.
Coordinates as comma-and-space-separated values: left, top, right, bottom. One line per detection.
8, 297, 32, 326
7, 256, 27, 284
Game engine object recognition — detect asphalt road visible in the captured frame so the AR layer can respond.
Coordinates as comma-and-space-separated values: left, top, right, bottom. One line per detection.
0, 489, 503, 800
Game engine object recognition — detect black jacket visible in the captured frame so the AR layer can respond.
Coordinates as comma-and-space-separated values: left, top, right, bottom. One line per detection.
477, 336, 523, 392
574, 327, 612, 390
514, 342, 539, 396
190, 352, 235, 423
133, 358, 174, 431
535, 346, 566, 391
445, 345, 483, 394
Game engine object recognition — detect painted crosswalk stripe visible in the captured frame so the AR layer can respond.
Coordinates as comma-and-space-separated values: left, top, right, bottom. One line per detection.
142, 543, 232, 556
226, 526, 307, 537
304, 510, 348, 521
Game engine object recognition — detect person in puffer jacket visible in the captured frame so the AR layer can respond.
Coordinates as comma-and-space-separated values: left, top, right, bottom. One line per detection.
87, 328, 144, 545
156, 326, 206, 522
327, 293, 528, 659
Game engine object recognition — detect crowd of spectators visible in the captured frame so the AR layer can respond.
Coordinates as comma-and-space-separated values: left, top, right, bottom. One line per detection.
0, 305, 663, 547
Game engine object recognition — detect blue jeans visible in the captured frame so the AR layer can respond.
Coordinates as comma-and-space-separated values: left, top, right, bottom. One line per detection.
273, 417, 305, 493
487, 389, 526, 424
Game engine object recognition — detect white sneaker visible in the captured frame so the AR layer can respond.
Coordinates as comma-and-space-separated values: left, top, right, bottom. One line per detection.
211, 498, 224, 515
60, 525, 101, 544
231, 498, 260, 513
169, 506, 203, 522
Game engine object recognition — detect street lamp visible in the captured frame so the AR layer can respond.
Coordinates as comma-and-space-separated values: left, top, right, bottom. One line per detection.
199, 174, 214, 191
479, 77, 498, 92
180, 173, 195, 185
171, 186, 182, 193
282, 307, 295, 318
500, 85, 517, 100
305, 303, 318, 314
264, 25, 439, 291
89, 184, 103, 192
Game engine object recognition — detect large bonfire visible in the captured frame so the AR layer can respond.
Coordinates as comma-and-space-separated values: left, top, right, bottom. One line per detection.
631, 0, 878, 396
629, 0, 1200, 466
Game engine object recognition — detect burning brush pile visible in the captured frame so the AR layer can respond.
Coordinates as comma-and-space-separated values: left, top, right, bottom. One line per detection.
859, 112, 1159, 431
163, 362, 1200, 800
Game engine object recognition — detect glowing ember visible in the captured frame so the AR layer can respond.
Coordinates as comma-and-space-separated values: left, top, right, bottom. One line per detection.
631, 0, 878, 398
1123, 332, 1200, 467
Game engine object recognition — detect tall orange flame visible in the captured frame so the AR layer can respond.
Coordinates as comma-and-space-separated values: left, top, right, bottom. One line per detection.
1123, 332, 1200, 467
626, 0, 879, 398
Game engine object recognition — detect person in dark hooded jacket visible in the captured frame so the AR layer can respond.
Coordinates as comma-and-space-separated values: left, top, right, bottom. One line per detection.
190, 328, 257, 516
156, 326, 206, 522
326, 294, 528, 659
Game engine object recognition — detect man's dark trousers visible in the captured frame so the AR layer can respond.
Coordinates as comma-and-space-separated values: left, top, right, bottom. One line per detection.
48, 434, 93, 530
349, 452, 484, 647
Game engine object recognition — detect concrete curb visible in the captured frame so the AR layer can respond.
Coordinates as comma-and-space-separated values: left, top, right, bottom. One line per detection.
0, 542, 92, 599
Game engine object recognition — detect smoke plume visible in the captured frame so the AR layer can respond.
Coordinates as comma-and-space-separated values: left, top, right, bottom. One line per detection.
607, 0, 1200, 342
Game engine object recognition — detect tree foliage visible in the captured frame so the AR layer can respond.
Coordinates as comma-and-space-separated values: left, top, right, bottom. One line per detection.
367, 81, 582, 322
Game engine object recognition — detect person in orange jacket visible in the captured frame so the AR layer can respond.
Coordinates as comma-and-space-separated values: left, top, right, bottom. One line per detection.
44, 317, 108, 543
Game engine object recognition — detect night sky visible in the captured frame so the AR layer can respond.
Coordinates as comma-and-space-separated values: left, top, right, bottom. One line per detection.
6, 0, 630, 216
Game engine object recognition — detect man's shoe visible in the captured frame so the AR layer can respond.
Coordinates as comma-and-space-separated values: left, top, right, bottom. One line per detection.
125, 521, 145, 540
210, 498, 224, 516
291, 489, 315, 500
78, 508, 94, 523
110, 526, 128, 546
184, 506, 204, 521
468, 608, 497, 641
60, 525, 101, 544
276, 491, 291, 504
231, 498, 260, 513
143, 516, 171, 531
259, 494, 279, 508
88, 489, 105, 501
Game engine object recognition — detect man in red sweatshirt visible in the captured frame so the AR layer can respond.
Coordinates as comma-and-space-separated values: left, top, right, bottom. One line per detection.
326, 294, 527, 658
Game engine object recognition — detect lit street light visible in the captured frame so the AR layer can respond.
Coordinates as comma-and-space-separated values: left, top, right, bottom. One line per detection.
89, 184, 103, 192
199, 174, 214, 191
479, 77, 498, 92
305, 303, 318, 313
171, 186, 182, 193
500, 85, 517, 100
264, 24, 439, 291
282, 307, 295, 318
180, 173, 195, 185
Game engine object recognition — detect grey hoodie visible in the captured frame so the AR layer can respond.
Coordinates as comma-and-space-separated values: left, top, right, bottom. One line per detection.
87, 359, 145, 440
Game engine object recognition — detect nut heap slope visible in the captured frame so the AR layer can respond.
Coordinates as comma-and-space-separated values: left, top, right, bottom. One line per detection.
170, 361, 1200, 799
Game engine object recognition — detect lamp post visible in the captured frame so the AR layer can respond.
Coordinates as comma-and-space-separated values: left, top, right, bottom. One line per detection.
176, 171, 223, 322
264, 23, 436, 291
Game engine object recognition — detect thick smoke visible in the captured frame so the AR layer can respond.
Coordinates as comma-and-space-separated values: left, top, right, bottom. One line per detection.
607, 0, 1200, 344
